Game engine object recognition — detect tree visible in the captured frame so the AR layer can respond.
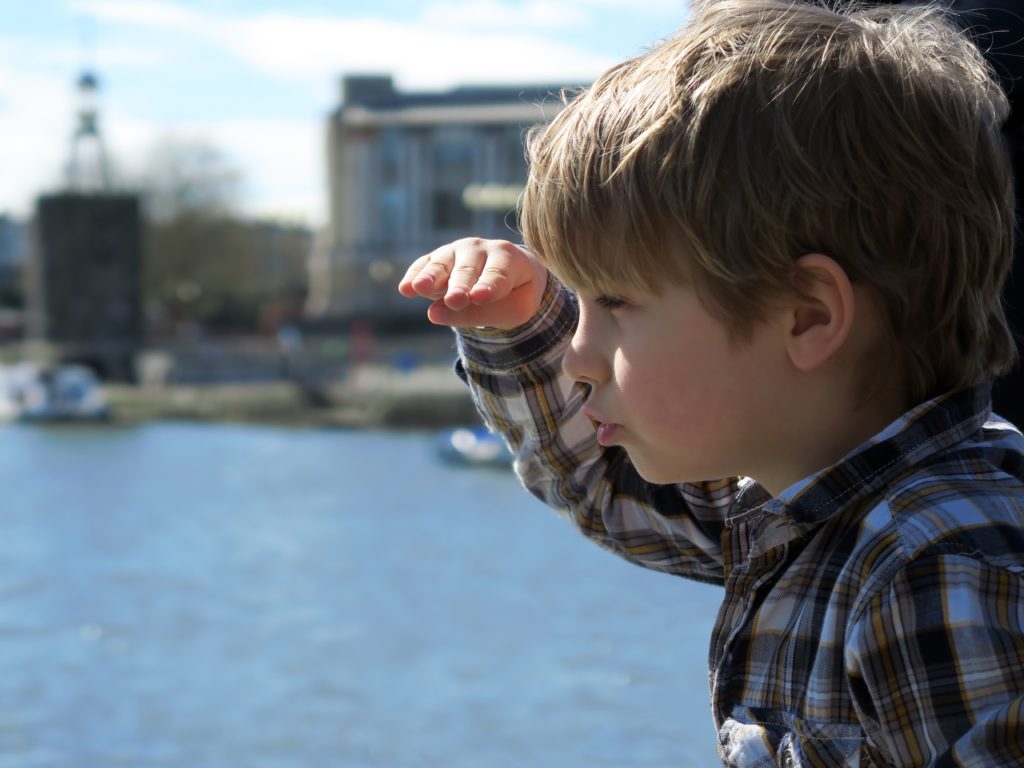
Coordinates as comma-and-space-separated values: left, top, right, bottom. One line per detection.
130, 136, 309, 336
135, 135, 241, 223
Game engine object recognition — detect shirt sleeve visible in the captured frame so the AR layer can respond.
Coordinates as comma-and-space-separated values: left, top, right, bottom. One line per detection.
455, 274, 733, 584
845, 552, 1024, 767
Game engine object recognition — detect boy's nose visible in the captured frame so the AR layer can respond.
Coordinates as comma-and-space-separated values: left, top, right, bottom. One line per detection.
562, 310, 609, 387
561, 340, 586, 384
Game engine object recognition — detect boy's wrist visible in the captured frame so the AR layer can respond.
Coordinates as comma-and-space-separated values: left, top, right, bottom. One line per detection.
456, 272, 577, 372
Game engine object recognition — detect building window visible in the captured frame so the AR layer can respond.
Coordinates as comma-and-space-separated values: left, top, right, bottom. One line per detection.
502, 126, 529, 184
379, 128, 402, 186
374, 128, 408, 240
432, 189, 472, 230
431, 126, 475, 232
379, 188, 406, 235
432, 127, 474, 183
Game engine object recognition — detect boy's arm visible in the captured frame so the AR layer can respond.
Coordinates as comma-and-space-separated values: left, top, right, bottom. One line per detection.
398, 238, 732, 583
846, 552, 1024, 766
455, 273, 730, 583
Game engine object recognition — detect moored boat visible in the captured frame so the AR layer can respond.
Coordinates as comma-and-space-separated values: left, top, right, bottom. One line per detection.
0, 363, 110, 423
436, 426, 513, 468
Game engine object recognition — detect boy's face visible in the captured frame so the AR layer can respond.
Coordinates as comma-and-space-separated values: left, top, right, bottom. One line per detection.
564, 280, 789, 486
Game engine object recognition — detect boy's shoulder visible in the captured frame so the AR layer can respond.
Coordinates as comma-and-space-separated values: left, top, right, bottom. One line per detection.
879, 413, 1023, 537
778, 386, 1023, 592
843, 411, 1024, 594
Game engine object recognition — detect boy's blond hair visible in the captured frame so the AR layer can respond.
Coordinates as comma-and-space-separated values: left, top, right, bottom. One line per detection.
521, 0, 1016, 404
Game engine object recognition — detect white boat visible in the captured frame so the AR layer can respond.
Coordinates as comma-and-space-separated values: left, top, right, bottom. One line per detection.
0, 363, 110, 423
437, 426, 513, 468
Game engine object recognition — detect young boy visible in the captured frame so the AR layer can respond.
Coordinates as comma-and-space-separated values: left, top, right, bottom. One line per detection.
398, 1, 1024, 765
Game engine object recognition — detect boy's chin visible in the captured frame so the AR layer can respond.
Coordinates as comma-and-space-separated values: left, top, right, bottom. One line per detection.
627, 450, 711, 487
628, 454, 687, 486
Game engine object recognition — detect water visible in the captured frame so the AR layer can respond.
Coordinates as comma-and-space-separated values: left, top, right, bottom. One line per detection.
0, 423, 722, 767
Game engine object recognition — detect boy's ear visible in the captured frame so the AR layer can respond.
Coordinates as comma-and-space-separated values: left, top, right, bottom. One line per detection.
783, 253, 855, 372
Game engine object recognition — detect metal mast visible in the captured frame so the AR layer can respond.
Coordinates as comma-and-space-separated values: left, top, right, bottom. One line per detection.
66, 70, 112, 192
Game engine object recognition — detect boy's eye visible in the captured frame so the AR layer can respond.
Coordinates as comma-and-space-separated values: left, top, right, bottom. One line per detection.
595, 295, 628, 310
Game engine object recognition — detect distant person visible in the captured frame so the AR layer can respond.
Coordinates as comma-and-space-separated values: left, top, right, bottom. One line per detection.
399, 2, 1024, 766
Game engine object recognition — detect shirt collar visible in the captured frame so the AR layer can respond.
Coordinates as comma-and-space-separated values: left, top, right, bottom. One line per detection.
773, 382, 996, 528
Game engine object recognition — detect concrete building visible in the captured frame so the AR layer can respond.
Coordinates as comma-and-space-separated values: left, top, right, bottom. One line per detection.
309, 75, 579, 323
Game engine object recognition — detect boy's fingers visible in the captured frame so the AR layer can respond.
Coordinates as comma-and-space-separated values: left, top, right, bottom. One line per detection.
404, 247, 456, 298
397, 254, 432, 297
428, 299, 492, 327
443, 247, 489, 310
471, 264, 514, 302
427, 281, 537, 328
466, 242, 525, 303
399, 240, 541, 319
416, 257, 453, 290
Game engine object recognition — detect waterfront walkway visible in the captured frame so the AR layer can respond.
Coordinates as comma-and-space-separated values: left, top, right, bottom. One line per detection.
104, 362, 477, 429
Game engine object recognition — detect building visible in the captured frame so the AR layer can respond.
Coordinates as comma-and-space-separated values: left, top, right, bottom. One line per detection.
20, 69, 143, 381
27, 192, 143, 381
310, 74, 580, 323
0, 214, 26, 301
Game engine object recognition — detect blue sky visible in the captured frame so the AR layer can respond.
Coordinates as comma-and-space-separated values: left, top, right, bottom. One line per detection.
0, 0, 690, 226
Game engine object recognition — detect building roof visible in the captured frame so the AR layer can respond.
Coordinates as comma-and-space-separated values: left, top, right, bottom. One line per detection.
333, 75, 582, 125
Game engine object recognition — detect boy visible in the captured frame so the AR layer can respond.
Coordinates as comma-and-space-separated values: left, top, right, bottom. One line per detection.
398, 1, 1024, 765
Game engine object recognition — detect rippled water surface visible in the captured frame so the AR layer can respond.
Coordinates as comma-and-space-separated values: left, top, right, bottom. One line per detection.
0, 422, 721, 767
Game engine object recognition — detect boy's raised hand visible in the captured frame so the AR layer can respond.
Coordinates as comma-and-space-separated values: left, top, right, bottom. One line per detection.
398, 238, 549, 329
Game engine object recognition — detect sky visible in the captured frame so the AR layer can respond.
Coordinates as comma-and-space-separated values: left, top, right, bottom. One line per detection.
0, 0, 691, 228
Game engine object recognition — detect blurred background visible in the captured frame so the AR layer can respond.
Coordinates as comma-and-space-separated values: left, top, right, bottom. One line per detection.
0, 0, 722, 765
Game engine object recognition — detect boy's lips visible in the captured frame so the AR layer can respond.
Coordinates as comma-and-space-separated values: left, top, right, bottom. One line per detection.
595, 422, 621, 446
583, 406, 622, 446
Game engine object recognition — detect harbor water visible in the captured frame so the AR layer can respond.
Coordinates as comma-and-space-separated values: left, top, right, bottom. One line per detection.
0, 422, 721, 767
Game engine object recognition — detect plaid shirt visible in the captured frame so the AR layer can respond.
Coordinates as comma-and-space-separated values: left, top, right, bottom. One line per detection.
454, 278, 1024, 767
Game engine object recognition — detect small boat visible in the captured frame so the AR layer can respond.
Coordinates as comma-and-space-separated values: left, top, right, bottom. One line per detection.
0, 363, 110, 423
437, 426, 513, 468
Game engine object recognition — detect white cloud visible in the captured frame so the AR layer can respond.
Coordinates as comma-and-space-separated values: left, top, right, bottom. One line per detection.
568, 0, 683, 10
67, 0, 200, 29
0, 0, 683, 222
224, 14, 607, 89
38, 42, 174, 69
183, 118, 326, 224
0, 60, 76, 215
421, 0, 587, 29
102, 114, 325, 223
0, 49, 322, 223
69, 0, 612, 89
